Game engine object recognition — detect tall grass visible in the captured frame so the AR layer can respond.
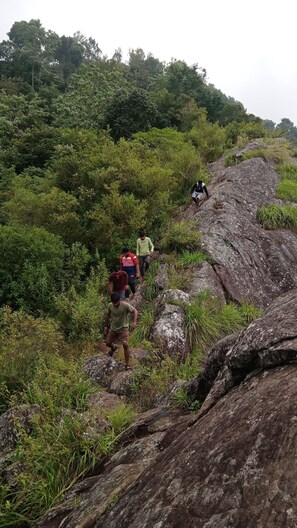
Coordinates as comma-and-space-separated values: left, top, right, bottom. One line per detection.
0, 312, 137, 527
276, 163, 297, 181
184, 290, 260, 349
257, 204, 297, 230
276, 180, 297, 202
178, 250, 209, 267
243, 142, 291, 164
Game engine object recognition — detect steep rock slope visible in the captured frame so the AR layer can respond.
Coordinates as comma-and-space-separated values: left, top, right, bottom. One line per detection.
96, 290, 297, 528
185, 151, 297, 307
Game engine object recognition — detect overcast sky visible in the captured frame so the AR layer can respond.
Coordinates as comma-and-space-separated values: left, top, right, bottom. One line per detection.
1, 0, 297, 125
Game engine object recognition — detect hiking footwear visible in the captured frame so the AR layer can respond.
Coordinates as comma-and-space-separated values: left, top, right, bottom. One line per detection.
125, 365, 132, 371
108, 344, 118, 357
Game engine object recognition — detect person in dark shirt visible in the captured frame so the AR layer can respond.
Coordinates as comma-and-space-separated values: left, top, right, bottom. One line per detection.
108, 265, 128, 300
190, 180, 209, 207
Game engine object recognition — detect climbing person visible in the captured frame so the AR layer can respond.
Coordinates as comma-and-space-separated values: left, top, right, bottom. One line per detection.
136, 229, 154, 281
104, 292, 138, 370
190, 179, 209, 207
108, 264, 129, 300
120, 247, 140, 299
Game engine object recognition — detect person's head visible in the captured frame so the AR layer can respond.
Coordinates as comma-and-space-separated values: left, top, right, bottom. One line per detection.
198, 179, 202, 184
122, 247, 129, 256
139, 229, 146, 239
110, 292, 121, 305
114, 264, 121, 272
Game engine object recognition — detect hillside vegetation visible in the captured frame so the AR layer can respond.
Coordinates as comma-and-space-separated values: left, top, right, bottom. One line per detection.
0, 18, 297, 527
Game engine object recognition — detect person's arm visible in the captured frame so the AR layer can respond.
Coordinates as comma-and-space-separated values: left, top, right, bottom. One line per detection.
203, 184, 209, 198
136, 238, 140, 257
123, 271, 129, 290
131, 307, 138, 329
104, 309, 111, 336
148, 238, 154, 252
133, 254, 140, 278
108, 274, 114, 294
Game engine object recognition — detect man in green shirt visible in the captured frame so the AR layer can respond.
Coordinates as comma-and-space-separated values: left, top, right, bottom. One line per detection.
104, 292, 138, 370
136, 229, 154, 280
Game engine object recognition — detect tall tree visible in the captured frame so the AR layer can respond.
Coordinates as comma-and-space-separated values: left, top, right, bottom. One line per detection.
0, 20, 58, 89
54, 36, 83, 91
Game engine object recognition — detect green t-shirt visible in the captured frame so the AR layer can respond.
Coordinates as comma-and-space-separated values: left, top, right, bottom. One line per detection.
136, 237, 154, 256
108, 302, 136, 331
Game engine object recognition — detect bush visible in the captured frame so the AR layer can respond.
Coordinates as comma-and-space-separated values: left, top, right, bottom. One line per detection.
256, 204, 297, 230
276, 180, 297, 201
0, 225, 65, 313
159, 221, 201, 253
178, 250, 209, 266
276, 163, 297, 181
184, 290, 259, 349
0, 307, 64, 412
55, 263, 108, 341
0, 355, 136, 526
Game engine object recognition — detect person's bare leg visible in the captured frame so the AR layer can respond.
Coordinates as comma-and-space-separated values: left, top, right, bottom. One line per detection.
123, 340, 130, 369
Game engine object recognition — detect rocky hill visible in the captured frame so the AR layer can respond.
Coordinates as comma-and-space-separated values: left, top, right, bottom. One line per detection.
28, 142, 297, 527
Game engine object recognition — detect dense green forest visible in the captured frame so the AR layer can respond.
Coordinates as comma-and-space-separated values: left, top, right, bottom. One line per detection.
0, 18, 296, 526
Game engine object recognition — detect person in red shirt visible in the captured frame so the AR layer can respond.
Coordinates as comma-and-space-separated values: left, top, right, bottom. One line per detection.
108, 265, 128, 300
120, 247, 140, 299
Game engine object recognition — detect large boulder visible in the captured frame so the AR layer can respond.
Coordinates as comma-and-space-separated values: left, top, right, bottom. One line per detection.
194, 153, 297, 307
92, 289, 297, 528
150, 303, 188, 359
195, 288, 297, 413
96, 364, 297, 528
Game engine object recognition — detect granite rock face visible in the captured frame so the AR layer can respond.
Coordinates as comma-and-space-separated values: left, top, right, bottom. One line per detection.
185, 151, 297, 307
96, 364, 297, 528
92, 289, 297, 528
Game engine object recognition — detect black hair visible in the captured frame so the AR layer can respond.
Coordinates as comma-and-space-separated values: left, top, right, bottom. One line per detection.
122, 247, 129, 253
114, 264, 120, 271
111, 292, 121, 303
139, 229, 146, 237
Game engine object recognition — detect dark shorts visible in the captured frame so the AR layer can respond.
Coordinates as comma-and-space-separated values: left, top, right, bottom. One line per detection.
114, 290, 126, 300
106, 328, 129, 345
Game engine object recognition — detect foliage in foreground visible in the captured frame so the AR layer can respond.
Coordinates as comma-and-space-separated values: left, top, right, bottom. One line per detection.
0, 309, 136, 526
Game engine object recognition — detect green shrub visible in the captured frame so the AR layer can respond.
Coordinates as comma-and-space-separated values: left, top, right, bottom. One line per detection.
129, 303, 156, 346
159, 221, 201, 253
178, 250, 209, 266
55, 263, 108, 341
276, 180, 297, 201
276, 163, 297, 181
0, 225, 65, 313
0, 307, 64, 412
184, 291, 258, 349
256, 204, 297, 229
0, 351, 136, 526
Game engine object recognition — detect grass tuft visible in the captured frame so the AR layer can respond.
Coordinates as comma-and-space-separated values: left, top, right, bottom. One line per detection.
257, 204, 297, 230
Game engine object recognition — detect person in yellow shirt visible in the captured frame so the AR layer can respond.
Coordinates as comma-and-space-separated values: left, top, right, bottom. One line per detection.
136, 229, 154, 280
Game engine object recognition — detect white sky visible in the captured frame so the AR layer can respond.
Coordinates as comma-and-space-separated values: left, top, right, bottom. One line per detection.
1, 0, 297, 125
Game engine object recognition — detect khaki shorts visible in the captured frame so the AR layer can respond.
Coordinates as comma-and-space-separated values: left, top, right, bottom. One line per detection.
106, 328, 129, 346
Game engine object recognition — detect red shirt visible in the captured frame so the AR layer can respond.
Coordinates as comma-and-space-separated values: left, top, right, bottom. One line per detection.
109, 271, 128, 292
120, 252, 138, 276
